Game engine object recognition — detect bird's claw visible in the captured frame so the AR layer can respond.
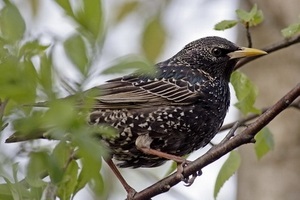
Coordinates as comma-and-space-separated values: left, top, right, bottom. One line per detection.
175, 160, 202, 186
175, 159, 190, 180
177, 160, 191, 173
183, 170, 202, 186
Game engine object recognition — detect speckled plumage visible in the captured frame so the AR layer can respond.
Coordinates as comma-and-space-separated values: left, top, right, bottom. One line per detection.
89, 36, 240, 168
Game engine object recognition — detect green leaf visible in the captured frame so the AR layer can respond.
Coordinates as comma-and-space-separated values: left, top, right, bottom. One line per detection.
214, 20, 238, 31
27, 151, 49, 187
281, 23, 300, 38
0, 2, 26, 42
55, 0, 74, 17
64, 34, 89, 75
11, 110, 46, 142
142, 16, 166, 61
72, 132, 105, 196
102, 55, 155, 75
73, 165, 89, 196
39, 54, 56, 99
236, 9, 250, 22
0, 58, 37, 103
0, 183, 14, 200
22, 60, 38, 98
52, 141, 74, 169
75, 0, 104, 39
73, 158, 104, 196
115, 1, 139, 23
88, 171, 104, 196
0, 39, 10, 59
19, 40, 50, 60
57, 160, 79, 200
251, 9, 264, 26
27, 150, 64, 188
11, 163, 20, 194
254, 127, 274, 159
10, 163, 33, 199
236, 4, 258, 22
43, 99, 78, 130
214, 151, 241, 199
3, 178, 24, 200
74, 132, 106, 163
47, 154, 65, 184
236, 4, 264, 26
230, 71, 260, 115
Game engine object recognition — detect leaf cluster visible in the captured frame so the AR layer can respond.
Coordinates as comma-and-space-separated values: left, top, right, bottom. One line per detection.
0, 0, 112, 199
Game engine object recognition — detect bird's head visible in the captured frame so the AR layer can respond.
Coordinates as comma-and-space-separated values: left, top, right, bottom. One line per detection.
167, 36, 267, 81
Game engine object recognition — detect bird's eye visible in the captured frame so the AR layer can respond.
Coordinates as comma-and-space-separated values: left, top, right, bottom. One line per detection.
211, 47, 223, 57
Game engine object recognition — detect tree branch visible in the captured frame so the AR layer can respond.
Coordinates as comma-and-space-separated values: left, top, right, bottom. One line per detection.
235, 34, 300, 70
132, 83, 300, 200
219, 100, 300, 132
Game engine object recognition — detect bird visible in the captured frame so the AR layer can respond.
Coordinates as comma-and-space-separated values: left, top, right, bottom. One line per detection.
88, 36, 266, 167
84, 36, 266, 195
6, 36, 266, 197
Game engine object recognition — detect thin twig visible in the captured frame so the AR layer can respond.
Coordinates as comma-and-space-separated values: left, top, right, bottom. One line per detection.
208, 121, 243, 154
220, 121, 242, 144
245, 22, 252, 48
219, 101, 300, 132
62, 149, 77, 171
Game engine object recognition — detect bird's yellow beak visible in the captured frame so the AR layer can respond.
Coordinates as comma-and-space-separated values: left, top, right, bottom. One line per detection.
228, 47, 267, 59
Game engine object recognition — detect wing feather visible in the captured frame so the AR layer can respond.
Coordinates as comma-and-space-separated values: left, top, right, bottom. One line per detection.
88, 66, 207, 109
90, 83, 200, 110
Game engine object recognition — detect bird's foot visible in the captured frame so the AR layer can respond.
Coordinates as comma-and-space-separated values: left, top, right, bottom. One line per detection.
176, 159, 190, 176
183, 170, 202, 186
175, 160, 202, 186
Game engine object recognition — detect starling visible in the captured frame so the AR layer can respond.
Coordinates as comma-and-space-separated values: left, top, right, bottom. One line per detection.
6, 36, 266, 196
89, 36, 266, 167
87, 36, 266, 195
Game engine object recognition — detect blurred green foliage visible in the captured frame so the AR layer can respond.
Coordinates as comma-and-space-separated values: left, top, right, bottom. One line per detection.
0, 0, 167, 199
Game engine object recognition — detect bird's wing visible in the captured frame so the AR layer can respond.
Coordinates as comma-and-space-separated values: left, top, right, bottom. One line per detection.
90, 68, 205, 109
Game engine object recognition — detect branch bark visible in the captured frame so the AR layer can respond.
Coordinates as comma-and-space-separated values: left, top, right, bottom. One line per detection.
132, 83, 300, 200
219, 100, 300, 132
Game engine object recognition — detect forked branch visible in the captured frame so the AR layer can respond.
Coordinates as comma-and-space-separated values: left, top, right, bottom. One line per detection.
132, 84, 300, 200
